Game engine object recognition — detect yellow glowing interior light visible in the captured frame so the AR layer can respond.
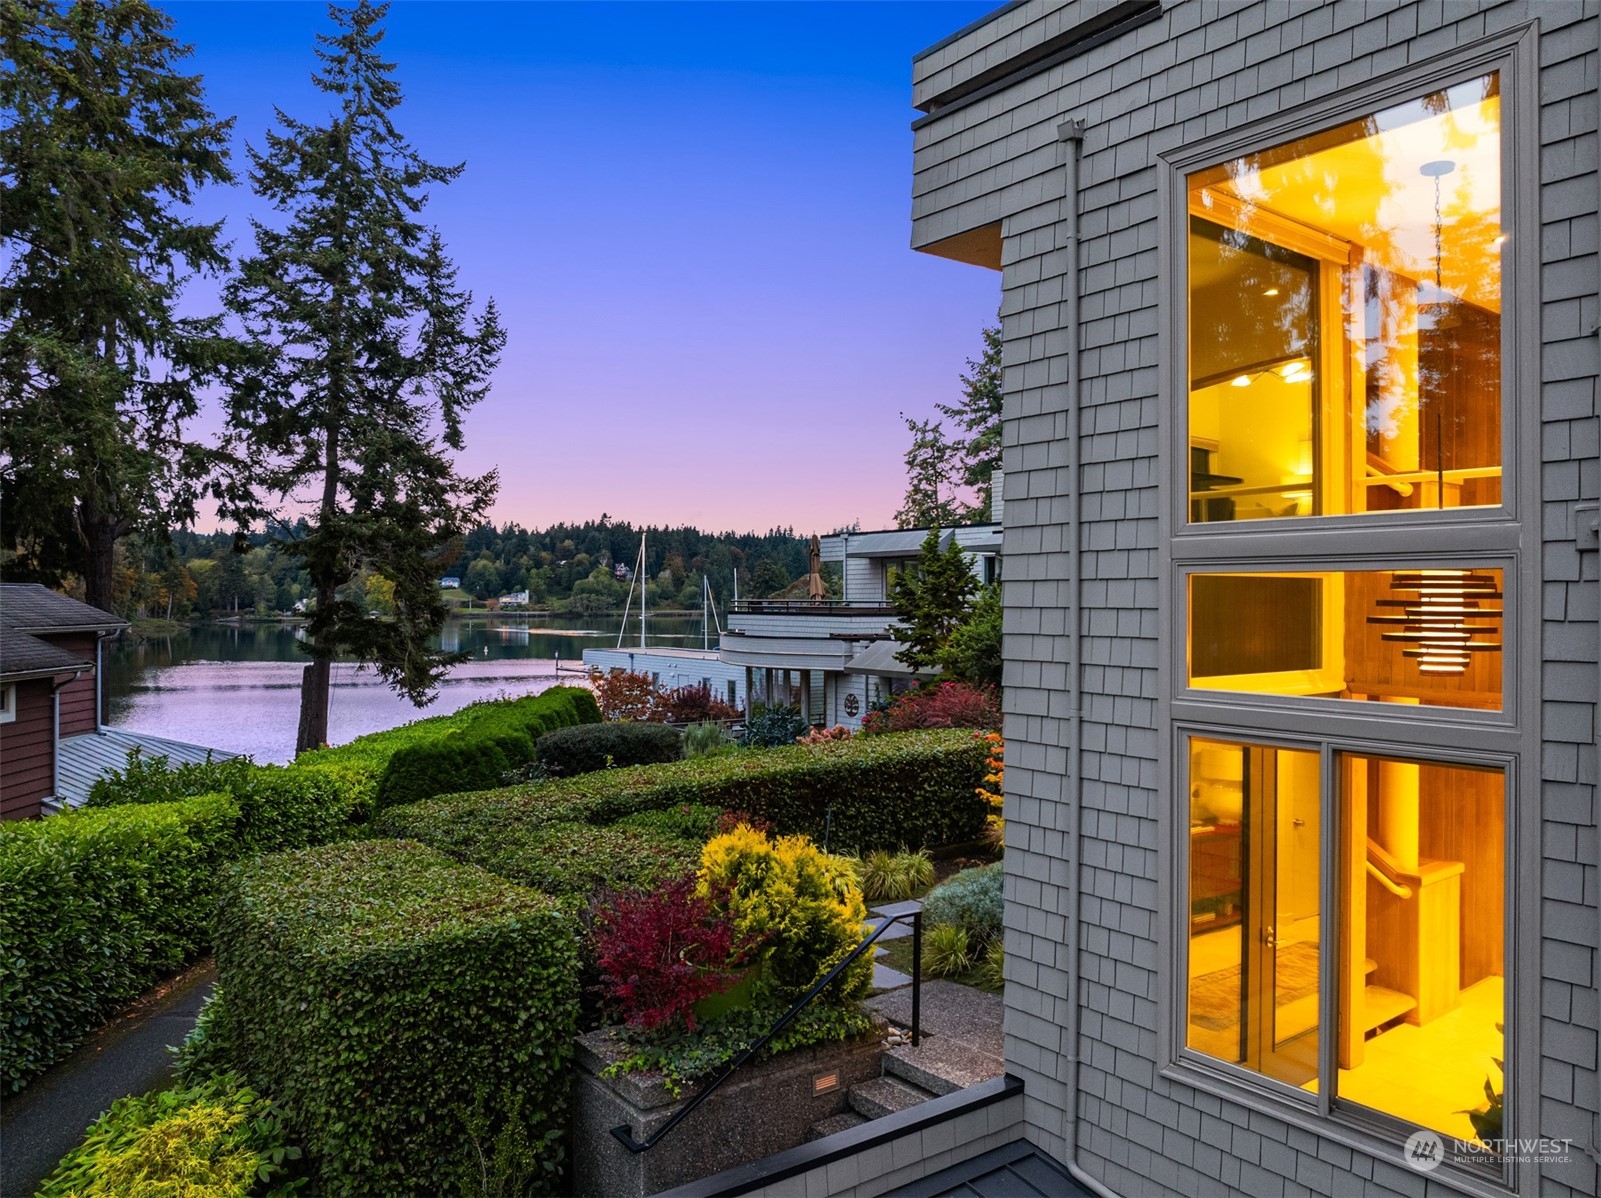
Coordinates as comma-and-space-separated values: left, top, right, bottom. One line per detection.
1231, 375, 1252, 388
1263, 287, 1280, 296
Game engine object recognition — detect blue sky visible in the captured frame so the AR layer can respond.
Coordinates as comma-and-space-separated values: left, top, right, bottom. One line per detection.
164, 1, 1001, 533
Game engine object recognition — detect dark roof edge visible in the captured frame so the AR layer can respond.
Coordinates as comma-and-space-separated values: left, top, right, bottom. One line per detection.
913, 0, 1162, 127
912, 1, 1028, 65
8, 621, 127, 634
1, 663, 90, 685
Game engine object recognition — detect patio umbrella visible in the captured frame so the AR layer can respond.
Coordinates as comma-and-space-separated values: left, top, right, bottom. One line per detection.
806, 533, 826, 601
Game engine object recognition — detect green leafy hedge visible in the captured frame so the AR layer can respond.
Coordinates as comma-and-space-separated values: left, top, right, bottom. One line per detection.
535, 720, 683, 777
376, 729, 989, 880
213, 840, 578, 1196
316, 686, 601, 809
0, 793, 240, 1092
442, 820, 704, 900
36, 1072, 301, 1198
86, 751, 361, 854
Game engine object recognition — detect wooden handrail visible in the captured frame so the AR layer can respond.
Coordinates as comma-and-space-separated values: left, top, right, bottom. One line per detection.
1365, 838, 1415, 900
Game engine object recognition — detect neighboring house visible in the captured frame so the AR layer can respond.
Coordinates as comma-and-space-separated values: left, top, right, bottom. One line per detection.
580, 500, 1002, 729
676, 3, 1598, 1197
499, 590, 531, 609
439, 576, 461, 589
0, 584, 234, 818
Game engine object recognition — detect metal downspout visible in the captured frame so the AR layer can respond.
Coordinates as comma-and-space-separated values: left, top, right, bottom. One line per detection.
1055, 116, 1117, 1198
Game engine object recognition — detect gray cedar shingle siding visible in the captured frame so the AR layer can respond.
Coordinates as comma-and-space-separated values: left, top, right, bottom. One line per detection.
912, 2, 1598, 1197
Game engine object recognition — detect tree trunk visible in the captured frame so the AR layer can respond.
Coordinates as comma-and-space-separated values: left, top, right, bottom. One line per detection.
296, 654, 332, 754
79, 505, 121, 726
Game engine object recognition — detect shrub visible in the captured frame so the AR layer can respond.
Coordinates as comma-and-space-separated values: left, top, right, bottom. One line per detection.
372, 686, 600, 808
175, 989, 237, 1088
977, 942, 1006, 990
739, 703, 809, 748
375, 729, 989, 866
461, 820, 704, 900
923, 924, 971, 978
857, 848, 935, 902
860, 680, 1000, 734
682, 721, 733, 758
86, 749, 362, 854
592, 876, 747, 1032
213, 840, 578, 1196
698, 825, 870, 1005
714, 808, 773, 837
657, 682, 740, 724
588, 668, 658, 721
0, 793, 239, 1092
536, 721, 682, 777
37, 1073, 301, 1198
612, 803, 724, 842
797, 724, 852, 744
921, 861, 1005, 950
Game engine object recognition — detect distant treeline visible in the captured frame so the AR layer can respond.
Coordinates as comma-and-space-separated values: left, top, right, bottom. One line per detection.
101, 519, 840, 622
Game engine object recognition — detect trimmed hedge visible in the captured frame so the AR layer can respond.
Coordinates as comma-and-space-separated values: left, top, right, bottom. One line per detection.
444, 820, 704, 900
335, 686, 600, 809
86, 751, 361, 854
213, 840, 578, 1196
375, 729, 989, 875
0, 793, 240, 1092
535, 720, 682, 777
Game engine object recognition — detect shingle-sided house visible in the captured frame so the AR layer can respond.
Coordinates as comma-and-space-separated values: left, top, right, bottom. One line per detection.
892, 1, 1600, 1196
0, 585, 127, 819
0, 584, 234, 818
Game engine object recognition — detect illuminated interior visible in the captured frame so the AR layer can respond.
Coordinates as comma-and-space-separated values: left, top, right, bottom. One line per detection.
1186, 739, 1507, 1145
1187, 568, 1503, 710
1187, 75, 1502, 522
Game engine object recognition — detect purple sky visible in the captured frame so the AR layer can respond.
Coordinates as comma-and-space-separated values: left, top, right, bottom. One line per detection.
164, 1, 1001, 535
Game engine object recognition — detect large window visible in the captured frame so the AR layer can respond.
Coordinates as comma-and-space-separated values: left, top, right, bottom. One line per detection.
1168, 46, 1527, 1183
1187, 75, 1502, 523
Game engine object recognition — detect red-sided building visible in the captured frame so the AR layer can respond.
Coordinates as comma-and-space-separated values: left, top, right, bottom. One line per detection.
0, 585, 126, 820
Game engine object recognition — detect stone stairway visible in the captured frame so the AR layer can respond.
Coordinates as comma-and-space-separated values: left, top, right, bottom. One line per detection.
805, 980, 1007, 1142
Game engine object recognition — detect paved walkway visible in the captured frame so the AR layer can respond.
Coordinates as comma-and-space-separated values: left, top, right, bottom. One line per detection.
0, 962, 215, 1196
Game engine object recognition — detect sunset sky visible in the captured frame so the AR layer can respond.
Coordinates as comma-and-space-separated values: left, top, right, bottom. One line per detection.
165, 0, 1001, 535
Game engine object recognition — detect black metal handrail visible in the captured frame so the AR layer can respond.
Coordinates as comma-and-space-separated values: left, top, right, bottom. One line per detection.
609, 908, 923, 1154
730, 599, 898, 617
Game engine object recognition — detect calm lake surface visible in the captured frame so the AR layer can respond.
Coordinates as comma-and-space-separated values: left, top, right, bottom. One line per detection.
105, 615, 713, 765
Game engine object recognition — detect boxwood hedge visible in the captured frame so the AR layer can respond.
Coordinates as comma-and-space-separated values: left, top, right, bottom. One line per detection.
375, 729, 989, 876
86, 751, 361, 854
336, 686, 600, 809
213, 840, 578, 1196
0, 792, 240, 1092
535, 720, 683, 777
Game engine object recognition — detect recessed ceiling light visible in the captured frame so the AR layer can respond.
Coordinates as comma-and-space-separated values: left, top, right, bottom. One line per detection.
1231, 375, 1252, 388
1263, 288, 1280, 296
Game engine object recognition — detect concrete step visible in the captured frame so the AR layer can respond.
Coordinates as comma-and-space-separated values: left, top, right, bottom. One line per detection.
848, 1075, 936, 1120
883, 1037, 1005, 1097
805, 1111, 868, 1142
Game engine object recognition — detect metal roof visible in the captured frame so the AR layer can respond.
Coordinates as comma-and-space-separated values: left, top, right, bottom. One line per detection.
52, 729, 239, 811
0, 584, 128, 634
0, 626, 92, 682
882, 1140, 1096, 1198
844, 639, 940, 679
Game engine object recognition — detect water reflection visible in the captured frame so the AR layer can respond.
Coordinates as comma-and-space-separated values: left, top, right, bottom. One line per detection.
106, 615, 710, 765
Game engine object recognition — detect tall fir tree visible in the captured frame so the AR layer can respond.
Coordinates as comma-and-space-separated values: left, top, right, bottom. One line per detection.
890, 527, 977, 674
223, 0, 505, 752
893, 417, 963, 530
0, 0, 234, 613
936, 323, 1003, 520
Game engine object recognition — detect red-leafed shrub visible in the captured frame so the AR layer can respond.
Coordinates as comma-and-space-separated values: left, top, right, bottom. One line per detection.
591, 877, 749, 1032
713, 809, 773, 838
657, 683, 740, 725
589, 669, 659, 722
861, 681, 1000, 735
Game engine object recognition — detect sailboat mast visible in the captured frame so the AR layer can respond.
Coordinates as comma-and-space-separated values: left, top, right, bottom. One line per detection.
639, 534, 647, 650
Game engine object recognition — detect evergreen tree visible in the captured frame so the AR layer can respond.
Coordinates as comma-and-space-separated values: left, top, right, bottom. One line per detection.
0, 0, 234, 612
936, 324, 1003, 520
893, 417, 963, 530
890, 528, 977, 673
222, 0, 505, 752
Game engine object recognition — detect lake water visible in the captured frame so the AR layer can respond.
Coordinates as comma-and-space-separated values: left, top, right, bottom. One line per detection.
105, 615, 712, 765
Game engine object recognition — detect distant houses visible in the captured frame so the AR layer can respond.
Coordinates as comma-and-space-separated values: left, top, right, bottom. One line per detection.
439, 576, 461, 589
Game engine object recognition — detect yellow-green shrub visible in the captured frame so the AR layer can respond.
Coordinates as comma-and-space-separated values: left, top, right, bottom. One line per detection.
698, 825, 870, 1004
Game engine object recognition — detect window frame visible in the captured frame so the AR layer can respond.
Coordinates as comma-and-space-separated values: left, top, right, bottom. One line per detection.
1154, 24, 1541, 1198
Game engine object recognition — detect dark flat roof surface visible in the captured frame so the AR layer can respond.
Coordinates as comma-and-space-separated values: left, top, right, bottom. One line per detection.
882, 1140, 1097, 1198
